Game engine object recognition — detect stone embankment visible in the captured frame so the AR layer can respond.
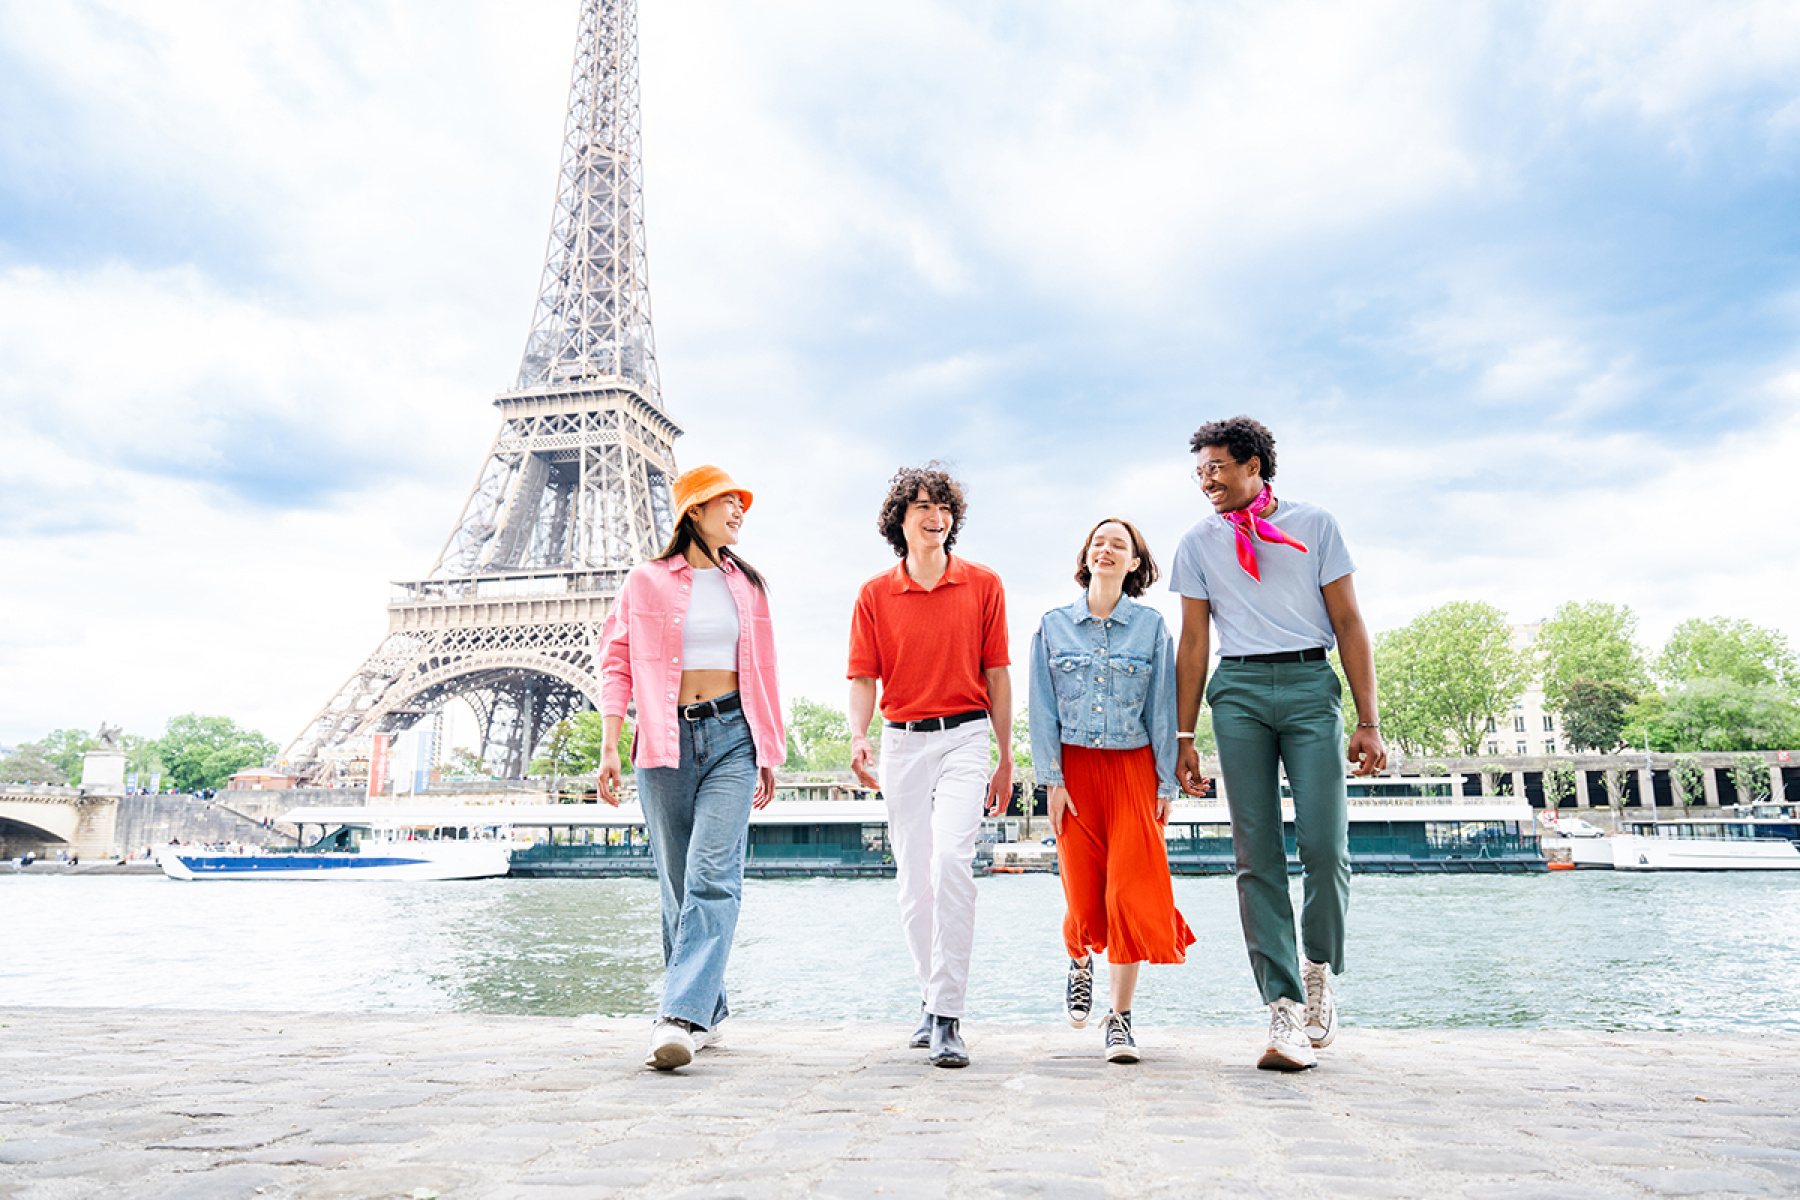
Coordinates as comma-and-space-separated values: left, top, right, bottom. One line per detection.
3, 1008, 1797, 1198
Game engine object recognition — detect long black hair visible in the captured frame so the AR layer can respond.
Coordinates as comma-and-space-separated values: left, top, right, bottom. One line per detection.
654, 510, 768, 592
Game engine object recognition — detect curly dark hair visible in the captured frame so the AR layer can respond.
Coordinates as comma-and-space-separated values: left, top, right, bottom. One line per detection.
1189, 416, 1277, 481
1073, 517, 1158, 598
877, 463, 966, 557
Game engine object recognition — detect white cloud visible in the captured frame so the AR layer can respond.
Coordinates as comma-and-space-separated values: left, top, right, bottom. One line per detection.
3, 0, 1799, 752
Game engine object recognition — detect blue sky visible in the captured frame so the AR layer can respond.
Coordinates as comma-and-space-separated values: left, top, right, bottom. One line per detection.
3, 0, 1798, 751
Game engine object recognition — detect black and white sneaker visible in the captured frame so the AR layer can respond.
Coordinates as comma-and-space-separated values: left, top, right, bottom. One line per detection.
1102, 1009, 1138, 1064
1065, 957, 1094, 1028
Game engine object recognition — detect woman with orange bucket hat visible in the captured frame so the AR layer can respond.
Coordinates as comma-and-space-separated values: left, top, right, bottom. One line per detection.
596, 465, 785, 1071
1027, 517, 1195, 1063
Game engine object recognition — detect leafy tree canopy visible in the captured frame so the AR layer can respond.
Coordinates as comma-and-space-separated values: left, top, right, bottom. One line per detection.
784, 698, 878, 773
1372, 601, 1531, 756
0, 744, 66, 786
1536, 602, 1647, 711
1559, 678, 1636, 752
37, 728, 100, 781
1630, 679, 1800, 753
529, 712, 627, 778
155, 714, 278, 793
1657, 618, 1800, 693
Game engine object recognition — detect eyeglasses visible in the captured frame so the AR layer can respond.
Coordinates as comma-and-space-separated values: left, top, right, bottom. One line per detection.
1192, 459, 1238, 483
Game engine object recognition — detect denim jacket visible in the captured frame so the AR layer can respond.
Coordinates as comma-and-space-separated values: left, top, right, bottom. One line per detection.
1028, 592, 1178, 799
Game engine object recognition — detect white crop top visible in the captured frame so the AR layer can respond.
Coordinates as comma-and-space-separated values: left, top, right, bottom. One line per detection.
680, 567, 740, 671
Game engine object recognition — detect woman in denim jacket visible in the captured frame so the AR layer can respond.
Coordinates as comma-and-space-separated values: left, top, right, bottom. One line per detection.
596, 465, 784, 1072
1029, 517, 1195, 1063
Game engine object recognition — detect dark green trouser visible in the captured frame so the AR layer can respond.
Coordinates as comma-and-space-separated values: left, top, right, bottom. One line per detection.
1207, 658, 1348, 1006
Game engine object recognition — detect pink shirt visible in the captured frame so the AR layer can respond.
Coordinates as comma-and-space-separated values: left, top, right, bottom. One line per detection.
597, 555, 785, 770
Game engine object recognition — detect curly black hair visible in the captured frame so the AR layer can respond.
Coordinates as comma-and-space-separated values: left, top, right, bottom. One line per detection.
1188, 416, 1277, 481
877, 463, 966, 558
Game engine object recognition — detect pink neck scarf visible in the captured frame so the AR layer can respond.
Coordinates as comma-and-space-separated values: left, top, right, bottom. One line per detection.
1223, 485, 1308, 580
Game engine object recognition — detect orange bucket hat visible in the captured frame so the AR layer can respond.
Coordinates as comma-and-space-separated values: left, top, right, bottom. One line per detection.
671, 465, 753, 516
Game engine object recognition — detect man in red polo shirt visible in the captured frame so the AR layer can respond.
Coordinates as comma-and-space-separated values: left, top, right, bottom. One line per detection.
848, 464, 1013, 1069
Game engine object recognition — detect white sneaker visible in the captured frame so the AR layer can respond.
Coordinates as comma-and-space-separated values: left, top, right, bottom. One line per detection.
692, 1021, 720, 1052
1301, 959, 1337, 1048
1257, 998, 1317, 1071
645, 1019, 695, 1070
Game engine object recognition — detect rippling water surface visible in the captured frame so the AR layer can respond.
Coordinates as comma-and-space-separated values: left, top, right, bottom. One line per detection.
5, 873, 1798, 1031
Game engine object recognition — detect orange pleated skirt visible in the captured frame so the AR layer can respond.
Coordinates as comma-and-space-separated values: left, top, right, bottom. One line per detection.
1057, 744, 1195, 965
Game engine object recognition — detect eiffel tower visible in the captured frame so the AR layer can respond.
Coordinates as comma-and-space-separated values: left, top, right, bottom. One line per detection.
282, 0, 679, 780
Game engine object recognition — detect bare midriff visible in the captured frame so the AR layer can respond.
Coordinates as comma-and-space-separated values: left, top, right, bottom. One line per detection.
679, 670, 739, 706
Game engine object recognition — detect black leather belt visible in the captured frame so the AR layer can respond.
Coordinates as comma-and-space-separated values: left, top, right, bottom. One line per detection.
1220, 647, 1329, 664
885, 709, 988, 733
678, 693, 742, 721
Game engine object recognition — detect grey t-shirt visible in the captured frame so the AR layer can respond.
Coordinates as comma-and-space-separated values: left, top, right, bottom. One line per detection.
1168, 498, 1356, 656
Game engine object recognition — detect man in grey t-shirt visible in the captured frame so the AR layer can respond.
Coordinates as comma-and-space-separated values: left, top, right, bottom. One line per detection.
1170, 416, 1386, 1072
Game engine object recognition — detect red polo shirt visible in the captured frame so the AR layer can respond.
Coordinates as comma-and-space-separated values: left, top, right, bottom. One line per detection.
847, 554, 1010, 723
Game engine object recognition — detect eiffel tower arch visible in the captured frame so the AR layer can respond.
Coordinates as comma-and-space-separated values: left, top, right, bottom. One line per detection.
282, 0, 679, 781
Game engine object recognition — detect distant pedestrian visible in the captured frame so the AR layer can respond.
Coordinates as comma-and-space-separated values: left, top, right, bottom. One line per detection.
1172, 416, 1386, 1071
1029, 517, 1195, 1064
596, 465, 784, 1072
848, 464, 1013, 1069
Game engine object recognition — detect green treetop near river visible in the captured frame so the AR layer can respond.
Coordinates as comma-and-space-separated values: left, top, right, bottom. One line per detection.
0, 713, 276, 791
1358, 602, 1799, 757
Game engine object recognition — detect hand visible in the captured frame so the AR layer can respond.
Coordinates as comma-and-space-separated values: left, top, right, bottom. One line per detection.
1155, 794, 1172, 825
752, 766, 776, 810
985, 759, 1014, 817
850, 736, 879, 791
597, 748, 624, 807
1176, 742, 1210, 797
1348, 726, 1387, 776
1048, 785, 1075, 836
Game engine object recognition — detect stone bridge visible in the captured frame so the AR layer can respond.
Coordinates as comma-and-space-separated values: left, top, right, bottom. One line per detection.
0, 787, 118, 860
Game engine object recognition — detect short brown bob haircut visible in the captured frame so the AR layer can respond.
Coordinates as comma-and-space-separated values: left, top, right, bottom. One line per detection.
1073, 517, 1159, 598
877, 463, 967, 558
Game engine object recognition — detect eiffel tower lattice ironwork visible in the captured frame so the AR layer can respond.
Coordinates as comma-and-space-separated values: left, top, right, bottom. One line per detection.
282, 0, 679, 781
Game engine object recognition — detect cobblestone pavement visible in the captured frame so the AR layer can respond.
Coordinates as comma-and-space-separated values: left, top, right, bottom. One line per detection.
3, 1008, 1798, 1199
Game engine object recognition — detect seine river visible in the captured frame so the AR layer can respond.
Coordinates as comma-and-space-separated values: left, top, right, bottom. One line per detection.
5, 873, 1798, 1032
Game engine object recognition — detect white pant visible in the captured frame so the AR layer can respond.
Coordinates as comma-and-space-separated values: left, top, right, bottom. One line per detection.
879, 720, 990, 1019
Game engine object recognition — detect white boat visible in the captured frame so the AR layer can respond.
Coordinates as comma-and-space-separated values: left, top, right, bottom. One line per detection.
1610, 816, 1800, 872
157, 810, 520, 881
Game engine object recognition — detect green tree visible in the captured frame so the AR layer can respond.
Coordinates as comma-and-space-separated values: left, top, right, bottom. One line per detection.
37, 728, 100, 781
529, 713, 626, 781
1373, 602, 1530, 756
1559, 679, 1636, 752
155, 714, 279, 793
1671, 756, 1706, 807
1536, 602, 1648, 713
1010, 709, 1032, 771
1730, 753, 1772, 803
784, 698, 878, 772
1657, 618, 1800, 692
0, 744, 65, 785
1543, 765, 1576, 809
444, 748, 490, 779
1640, 680, 1800, 753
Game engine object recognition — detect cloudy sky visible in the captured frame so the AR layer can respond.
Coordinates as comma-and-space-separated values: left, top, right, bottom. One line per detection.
3, 0, 1798, 753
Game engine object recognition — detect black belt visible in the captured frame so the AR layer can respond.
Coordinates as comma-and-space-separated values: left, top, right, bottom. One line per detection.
885, 709, 988, 733
678, 693, 742, 721
1220, 647, 1328, 664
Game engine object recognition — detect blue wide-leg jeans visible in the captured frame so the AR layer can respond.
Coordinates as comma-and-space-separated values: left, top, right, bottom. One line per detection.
635, 700, 757, 1030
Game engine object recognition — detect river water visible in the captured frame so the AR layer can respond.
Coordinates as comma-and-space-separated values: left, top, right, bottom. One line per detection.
5, 873, 1798, 1032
